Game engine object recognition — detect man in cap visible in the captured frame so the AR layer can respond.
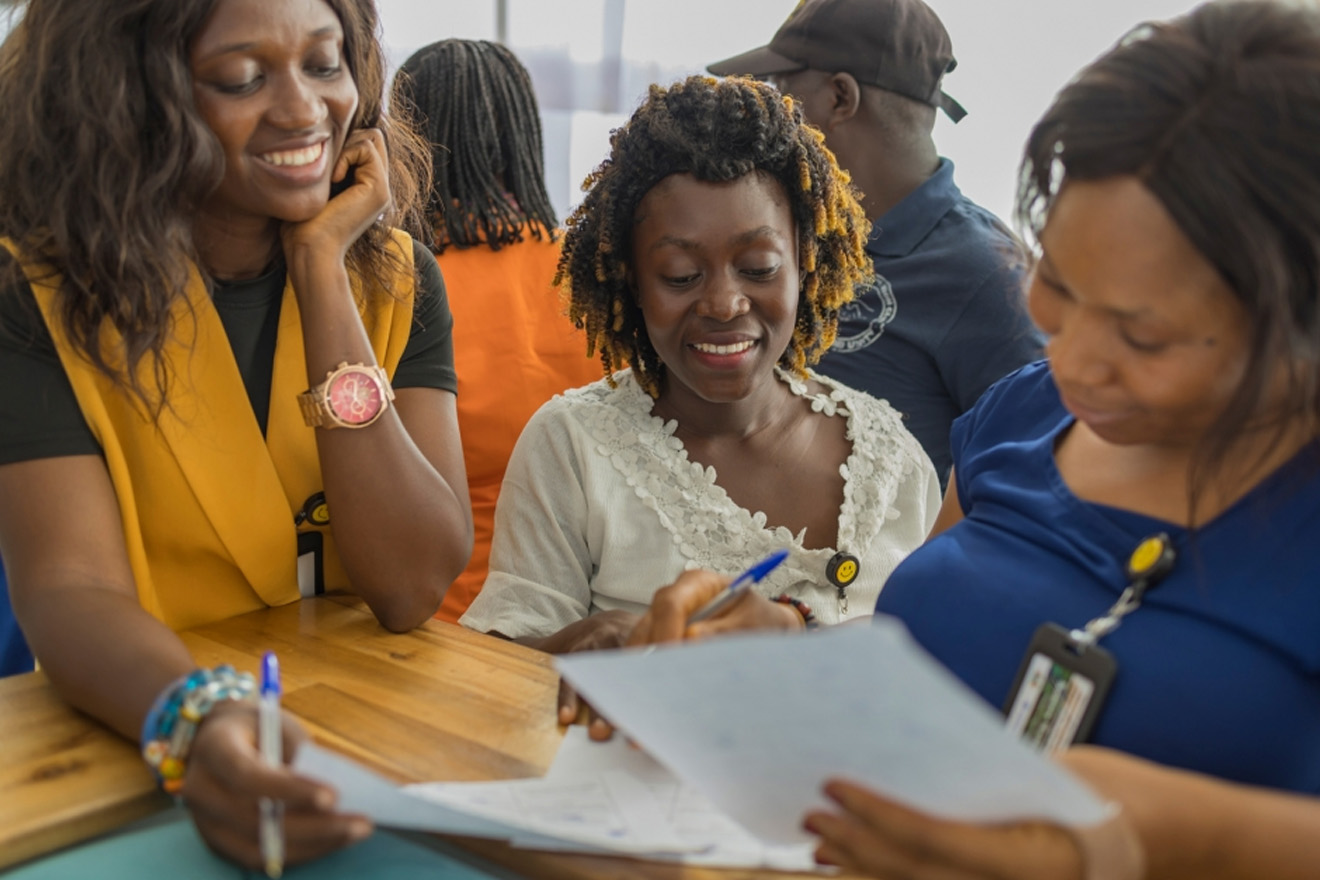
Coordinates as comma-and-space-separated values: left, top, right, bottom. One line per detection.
710, 0, 1041, 486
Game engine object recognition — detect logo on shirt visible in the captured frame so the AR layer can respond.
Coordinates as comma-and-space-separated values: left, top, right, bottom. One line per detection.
832, 276, 897, 353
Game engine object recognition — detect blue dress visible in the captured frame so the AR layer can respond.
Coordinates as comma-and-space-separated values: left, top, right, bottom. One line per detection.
876, 361, 1320, 792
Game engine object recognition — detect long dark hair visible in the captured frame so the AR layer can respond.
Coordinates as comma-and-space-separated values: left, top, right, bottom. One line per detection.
392, 39, 556, 253
0, 0, 430, 406
557, 75, 871, 396
1018, 0, 1320, 513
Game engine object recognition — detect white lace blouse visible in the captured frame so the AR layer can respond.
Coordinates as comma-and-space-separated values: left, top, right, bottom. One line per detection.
460, 369, 940, 636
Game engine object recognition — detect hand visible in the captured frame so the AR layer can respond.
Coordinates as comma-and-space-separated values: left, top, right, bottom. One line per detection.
625, 568, 802, 648
804, 777, 1143, 880
282, 127, 391, 261
804, 779, 1085, 880
546, 610, 640, 741
183, 701, 373, 869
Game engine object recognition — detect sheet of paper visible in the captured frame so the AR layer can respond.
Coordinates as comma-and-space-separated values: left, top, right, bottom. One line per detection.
557, 616, 1111, 845
541, 727, 822, 871
408, 770, 695, 855
296, 742, 694, 854
293, 743, 523, 838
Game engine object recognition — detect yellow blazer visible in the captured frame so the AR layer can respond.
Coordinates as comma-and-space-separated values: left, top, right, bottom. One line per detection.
2, 232, 416, 630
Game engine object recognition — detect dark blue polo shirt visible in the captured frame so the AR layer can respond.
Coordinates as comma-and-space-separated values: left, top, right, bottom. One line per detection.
815, 159, 1042, 485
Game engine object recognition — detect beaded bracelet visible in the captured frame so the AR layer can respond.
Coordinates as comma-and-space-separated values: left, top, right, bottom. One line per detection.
772, 594, 820, 630
140, 665, 257, 794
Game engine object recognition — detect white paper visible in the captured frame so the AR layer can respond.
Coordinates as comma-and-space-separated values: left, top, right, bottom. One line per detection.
292, 743, 524, 839
541, 727, 822, 871
294, 741, 698, 855
556, 616, 1111, 845
408, 770, 695, 854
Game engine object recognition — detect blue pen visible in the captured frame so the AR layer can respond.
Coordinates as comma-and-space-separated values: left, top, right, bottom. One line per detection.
688, 549, 791, 623
258, 651, 284, 879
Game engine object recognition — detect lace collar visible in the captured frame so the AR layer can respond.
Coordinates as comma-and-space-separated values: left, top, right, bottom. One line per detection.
563, 369, 925, 591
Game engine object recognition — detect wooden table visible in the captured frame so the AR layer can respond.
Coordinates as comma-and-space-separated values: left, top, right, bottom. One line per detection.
0, 596, 830, 879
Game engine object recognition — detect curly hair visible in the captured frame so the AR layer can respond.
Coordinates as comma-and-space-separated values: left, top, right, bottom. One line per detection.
392, 39, 556, 253
557, 75, 872, 396
1017, 0, 1320, 518
0, 0, 430, 407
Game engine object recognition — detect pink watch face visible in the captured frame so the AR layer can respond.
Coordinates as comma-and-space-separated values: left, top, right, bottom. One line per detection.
327, 369, 384, 425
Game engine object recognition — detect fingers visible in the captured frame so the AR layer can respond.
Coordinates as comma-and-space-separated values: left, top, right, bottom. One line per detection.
191, 797, 373, 870
804, 779, 1084, 880
686, 590, 793, 640
625, 570, 730, 647
557, 678, 580, 727
184, 705, 372, 869
587, 714, 616, 742
332, 127, 386, 187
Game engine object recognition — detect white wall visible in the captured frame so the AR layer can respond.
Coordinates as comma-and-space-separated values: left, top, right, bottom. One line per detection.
0, 0, 1207, 223
378, 0, 1204, 225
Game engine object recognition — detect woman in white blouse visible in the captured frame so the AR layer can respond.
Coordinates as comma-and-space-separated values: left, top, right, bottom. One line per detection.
461, 76, 939, 722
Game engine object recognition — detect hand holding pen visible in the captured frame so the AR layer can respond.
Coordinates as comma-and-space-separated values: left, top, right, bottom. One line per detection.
626, 551, 796, 649
688, 549, 790, 623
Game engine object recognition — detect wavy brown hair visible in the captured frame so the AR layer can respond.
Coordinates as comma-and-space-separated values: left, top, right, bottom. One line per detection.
1018, 0, 1320, 519
0, 0, 430, 407
557, 75, 872, 397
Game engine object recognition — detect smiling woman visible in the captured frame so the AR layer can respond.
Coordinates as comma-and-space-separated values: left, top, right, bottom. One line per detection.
458, 75, 940, 734
0, 0, 471, 870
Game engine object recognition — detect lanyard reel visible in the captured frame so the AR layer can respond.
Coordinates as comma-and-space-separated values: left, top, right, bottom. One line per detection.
826, 551, 860, 616
1002, 533, 1176, 754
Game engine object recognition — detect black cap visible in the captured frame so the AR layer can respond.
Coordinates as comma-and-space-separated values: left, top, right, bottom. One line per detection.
707, 0, 967, 122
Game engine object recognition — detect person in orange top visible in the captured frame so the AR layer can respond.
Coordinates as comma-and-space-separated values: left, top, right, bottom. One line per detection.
393, 40, 602, 621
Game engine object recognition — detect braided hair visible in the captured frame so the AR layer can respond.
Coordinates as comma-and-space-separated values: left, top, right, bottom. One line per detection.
557, 75, 872, 396
393, 39, 556, 253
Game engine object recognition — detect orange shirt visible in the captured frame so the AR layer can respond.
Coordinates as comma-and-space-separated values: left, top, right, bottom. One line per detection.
434, 232, 601, 621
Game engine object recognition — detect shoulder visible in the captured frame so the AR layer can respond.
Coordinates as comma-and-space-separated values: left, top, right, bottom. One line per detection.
524, 371, 651, 434
808, 371, 930, 463
951, 360, 1063, 453
930, 195, 1027, 286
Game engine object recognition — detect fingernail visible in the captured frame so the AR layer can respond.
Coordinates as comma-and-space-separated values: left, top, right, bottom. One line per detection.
314, 788, 335, 811
348, 819, 372, 842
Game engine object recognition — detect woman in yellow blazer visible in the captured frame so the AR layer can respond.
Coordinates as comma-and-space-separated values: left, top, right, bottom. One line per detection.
0, 0, 472, 869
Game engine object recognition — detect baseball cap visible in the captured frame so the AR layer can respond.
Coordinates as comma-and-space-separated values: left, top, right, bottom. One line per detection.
707, 0, 967, 122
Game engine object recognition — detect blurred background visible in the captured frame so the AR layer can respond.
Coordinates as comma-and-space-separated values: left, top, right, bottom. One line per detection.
0, 0, 1205, 225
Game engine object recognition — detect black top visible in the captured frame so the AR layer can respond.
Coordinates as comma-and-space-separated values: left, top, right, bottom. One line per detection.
0, 239, 456, 464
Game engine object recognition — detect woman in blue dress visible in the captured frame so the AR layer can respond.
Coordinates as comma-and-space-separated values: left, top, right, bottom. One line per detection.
632, 1, 1320, 876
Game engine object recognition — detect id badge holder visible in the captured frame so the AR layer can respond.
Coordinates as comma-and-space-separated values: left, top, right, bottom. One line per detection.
1003, 623, 1117, 754
296, 530, 325, 598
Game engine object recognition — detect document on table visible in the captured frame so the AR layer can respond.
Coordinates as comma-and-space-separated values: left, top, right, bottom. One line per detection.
295, 733, 823, 868
528, 726, 821, 872
556, 616, 1112, 845
293, 743, 696, 855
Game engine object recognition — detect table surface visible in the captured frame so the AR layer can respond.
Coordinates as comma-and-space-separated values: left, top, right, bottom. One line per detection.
0, 596, 834, 879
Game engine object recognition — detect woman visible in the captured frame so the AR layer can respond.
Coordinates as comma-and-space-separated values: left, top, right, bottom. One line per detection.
633, 2, 1320, 876
460, 76, 940, 699
0, 0, 471, 868
391, 39, 601, 623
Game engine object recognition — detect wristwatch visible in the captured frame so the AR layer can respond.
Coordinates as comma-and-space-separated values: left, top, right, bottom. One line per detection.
298, 361, 395, 429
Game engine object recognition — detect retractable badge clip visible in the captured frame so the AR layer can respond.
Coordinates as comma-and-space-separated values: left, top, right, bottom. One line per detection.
1003, 533, 1176, 754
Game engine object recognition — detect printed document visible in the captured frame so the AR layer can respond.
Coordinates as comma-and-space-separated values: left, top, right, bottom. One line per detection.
556, 616, 1111, 844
